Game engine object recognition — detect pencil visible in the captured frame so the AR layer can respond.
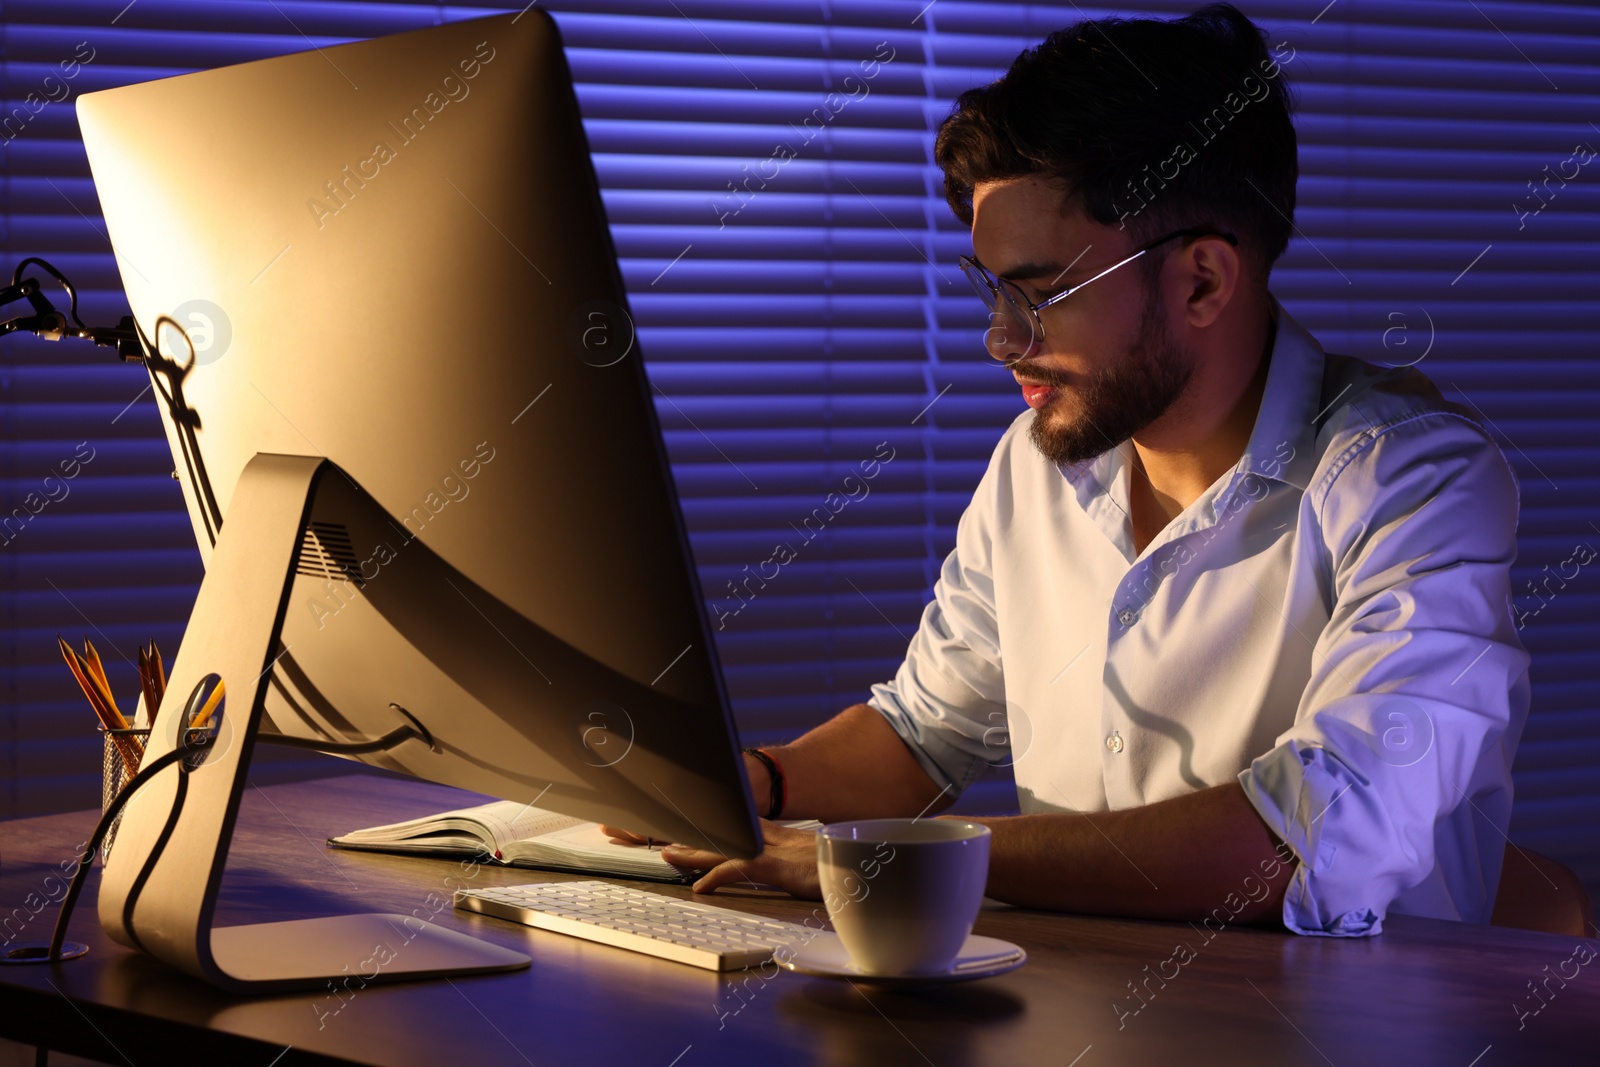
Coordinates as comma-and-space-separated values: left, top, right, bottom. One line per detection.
81, 638, 127, 729
58, 635, 140, 778
58, 635, 117, 731
191, 679, 225, 729
150, 642, 167, 706
144, 644, 163, 729
137, 646, 154, 729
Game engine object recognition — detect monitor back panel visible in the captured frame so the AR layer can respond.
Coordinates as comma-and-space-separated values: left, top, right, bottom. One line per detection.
75, 13, 758, 855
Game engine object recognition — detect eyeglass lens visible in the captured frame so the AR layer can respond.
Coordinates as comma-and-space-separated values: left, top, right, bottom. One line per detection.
960, 259, 1043, 358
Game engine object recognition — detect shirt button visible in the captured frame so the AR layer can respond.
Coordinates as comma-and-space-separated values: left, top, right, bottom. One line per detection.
1117, 608, 1138, 627
1106, 731, 1124, 754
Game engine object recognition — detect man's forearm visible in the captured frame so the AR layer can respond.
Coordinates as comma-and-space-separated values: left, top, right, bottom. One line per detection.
744, 710, 1293, 926
969, 782, 1295, 924
751, 703, 951, 823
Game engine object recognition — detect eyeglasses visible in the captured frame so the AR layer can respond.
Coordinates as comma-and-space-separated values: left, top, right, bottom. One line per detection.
959, 228, 1239, 365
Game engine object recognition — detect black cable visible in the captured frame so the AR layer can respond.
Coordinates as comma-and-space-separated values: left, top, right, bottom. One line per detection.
117, 754, 190, 956
10, 257, 86, 331
48, 745, 190, 962
259, 716, 435, 756
47, 707, 432, 962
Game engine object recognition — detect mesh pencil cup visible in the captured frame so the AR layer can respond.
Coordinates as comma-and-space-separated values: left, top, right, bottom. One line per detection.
100, 727, 150, 863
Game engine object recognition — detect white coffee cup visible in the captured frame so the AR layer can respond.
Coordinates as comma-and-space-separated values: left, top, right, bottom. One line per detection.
815, 818, 991, 976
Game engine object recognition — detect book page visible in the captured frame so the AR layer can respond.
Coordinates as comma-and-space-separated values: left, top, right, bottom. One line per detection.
330, 799, 583, 856
502, 821, 680, 877
473, 801, 585, 854
502, 820, 823, 877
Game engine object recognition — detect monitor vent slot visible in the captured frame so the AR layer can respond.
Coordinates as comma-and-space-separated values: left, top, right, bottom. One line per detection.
296, 522, 364, 587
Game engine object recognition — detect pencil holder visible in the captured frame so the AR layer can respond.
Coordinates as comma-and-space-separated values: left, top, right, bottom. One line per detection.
100, 727, 150, 863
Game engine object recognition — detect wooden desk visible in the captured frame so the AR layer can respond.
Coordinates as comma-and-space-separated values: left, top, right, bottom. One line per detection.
2, 771, 1594, 1066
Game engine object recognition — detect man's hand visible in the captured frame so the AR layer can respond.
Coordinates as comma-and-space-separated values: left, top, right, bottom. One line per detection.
600, 821, 822, 899
596, 705, 944, 900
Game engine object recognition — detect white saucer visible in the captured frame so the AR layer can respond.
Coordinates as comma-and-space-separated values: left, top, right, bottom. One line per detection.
775, 931, 1026, 987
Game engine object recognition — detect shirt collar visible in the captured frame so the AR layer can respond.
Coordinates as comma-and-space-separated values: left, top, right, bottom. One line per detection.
1234, 293, 1322, 493
1056, 291, 1323, 508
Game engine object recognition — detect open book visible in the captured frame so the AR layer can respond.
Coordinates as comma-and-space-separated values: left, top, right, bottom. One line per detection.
328, 800, 817, 884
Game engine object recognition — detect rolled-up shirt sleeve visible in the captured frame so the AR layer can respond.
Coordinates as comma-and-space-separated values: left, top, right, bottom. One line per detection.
1239, 410, 1531, 936
868, 439, 1010, 796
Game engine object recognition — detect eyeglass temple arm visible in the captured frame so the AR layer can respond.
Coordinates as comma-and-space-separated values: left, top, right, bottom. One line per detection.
1035, 247, 1150, 312
1034, 230, 1236, 312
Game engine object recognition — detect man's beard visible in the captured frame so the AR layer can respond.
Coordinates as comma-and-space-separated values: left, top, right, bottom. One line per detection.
1025, 282, 1194, 467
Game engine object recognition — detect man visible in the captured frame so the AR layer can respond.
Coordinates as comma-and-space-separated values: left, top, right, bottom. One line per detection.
613, 3, 1529, 937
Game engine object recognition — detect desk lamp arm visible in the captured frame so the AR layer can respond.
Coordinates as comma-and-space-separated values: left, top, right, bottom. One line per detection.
0, 257, 146, 361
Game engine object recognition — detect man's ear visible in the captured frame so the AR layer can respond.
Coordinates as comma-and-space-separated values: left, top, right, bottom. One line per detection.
1175, 236, 1243, 329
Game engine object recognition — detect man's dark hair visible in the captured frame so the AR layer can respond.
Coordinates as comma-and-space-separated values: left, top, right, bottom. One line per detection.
934, 3, 1298, 283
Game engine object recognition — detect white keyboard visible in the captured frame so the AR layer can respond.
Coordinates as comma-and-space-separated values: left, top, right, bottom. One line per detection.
454, 880, 806, 971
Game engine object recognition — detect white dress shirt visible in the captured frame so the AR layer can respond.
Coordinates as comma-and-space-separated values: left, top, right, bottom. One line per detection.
868, 295, 1530, 936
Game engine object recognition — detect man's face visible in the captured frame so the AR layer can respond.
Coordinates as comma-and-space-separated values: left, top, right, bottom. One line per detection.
969, 176, 1195, 467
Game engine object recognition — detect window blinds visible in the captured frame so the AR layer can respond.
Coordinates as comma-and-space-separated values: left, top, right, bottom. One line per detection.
2, 0, 1595, 903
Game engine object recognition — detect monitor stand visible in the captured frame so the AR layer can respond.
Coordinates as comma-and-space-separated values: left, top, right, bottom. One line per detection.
96, 453, 530, 993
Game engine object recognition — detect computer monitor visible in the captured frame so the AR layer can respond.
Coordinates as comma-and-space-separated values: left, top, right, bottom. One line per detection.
73, 11, 761, 991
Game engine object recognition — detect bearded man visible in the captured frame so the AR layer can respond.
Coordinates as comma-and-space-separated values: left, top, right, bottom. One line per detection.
614, 2, 1528, 939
